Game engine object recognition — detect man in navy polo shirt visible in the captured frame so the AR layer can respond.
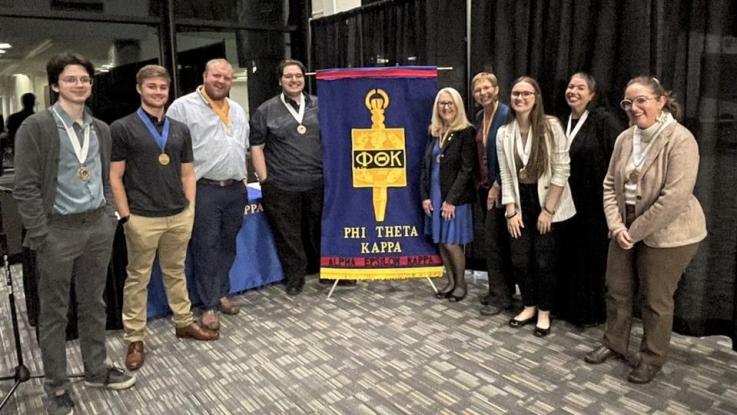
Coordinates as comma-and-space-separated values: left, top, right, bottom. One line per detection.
110, 65, 218, 372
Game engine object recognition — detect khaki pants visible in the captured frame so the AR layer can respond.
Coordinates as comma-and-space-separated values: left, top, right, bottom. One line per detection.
603, 239, 699, 367
122, 205, 195, 343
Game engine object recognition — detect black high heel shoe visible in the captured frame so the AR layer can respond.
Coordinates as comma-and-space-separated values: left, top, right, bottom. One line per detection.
435, 283, 455, 299
448, 287, 467, 302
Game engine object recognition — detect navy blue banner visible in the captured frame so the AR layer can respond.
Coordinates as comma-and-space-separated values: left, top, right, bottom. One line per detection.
317, 67, 443, 279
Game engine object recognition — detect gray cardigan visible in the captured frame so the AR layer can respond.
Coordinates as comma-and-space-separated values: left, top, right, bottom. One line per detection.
13, 109, 115, 249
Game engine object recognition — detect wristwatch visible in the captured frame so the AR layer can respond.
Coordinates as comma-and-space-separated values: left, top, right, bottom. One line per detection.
504, 210, 518, 219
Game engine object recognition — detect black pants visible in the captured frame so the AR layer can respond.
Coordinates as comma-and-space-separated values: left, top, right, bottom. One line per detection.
191, 181, 248, 309
510, 183, 555, 311
477, 187, 514, 308
261, 182, 323, 287
485, 206, 514, 307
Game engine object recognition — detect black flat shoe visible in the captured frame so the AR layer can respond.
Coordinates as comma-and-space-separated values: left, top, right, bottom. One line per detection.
533, 325, 551, 337
508, 315, 535, 328
448, 287, 467, 303
435, 284, 455, 299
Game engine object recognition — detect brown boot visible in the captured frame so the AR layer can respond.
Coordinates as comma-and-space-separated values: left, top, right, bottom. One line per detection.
627, 362, 660, 384
200, 310, 220, 331
125, 341, 144, 371
175, 323, 219, 340
219, 297, 240, 315
584, 345, 622, 364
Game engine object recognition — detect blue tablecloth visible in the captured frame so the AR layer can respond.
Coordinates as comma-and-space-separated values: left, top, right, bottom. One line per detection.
147, 185, 283, 319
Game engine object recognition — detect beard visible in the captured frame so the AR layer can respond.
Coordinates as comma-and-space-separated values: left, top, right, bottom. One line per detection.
204, 83, 229, 100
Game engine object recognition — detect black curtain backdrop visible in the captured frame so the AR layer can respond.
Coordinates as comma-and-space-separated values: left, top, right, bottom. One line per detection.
312, 0, 737, 349
310, 0, 467, 94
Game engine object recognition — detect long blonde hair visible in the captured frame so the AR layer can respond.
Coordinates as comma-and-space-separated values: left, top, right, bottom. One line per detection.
429, 87, 472, 137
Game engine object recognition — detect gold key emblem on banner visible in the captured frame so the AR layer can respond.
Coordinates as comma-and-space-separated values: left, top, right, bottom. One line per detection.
351, 89, 407, 222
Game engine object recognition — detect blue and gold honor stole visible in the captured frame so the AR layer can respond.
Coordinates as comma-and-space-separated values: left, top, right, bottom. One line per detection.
136, 108, 172, 166
316, 66, 443, 280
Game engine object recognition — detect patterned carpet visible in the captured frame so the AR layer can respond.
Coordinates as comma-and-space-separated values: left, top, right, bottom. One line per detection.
1, 266, 736, 414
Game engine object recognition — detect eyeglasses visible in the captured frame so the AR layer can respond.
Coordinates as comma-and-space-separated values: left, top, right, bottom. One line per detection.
438, 101, 455, 108
59, 76, 93, 85
620, 95, 657, 111
282, 73, 304, 80
511, 91, 535, 98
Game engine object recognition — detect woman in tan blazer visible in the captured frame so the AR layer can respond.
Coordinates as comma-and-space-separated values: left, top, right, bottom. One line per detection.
584, 76, 707, 384
497, 76, 575, 337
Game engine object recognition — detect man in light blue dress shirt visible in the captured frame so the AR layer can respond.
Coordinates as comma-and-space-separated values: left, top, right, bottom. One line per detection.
167, 58, 249, 332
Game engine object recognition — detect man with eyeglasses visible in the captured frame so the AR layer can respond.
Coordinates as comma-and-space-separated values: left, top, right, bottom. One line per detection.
14, 52, 135, 415
167, 58, 249, 332
250, 59, 348, 295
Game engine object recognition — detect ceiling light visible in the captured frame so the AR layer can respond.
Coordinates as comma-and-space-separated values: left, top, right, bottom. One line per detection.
0, 43, 11, 49
0, 50, 6, 54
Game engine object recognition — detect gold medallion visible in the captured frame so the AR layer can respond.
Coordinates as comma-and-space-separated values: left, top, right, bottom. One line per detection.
78, 165, 91, 181
519, 168, 528, 181
297, 124, 307, 135
159, 153, 171, 165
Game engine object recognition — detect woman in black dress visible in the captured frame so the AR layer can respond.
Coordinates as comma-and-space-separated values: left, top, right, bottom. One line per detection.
554, 72, 624, 327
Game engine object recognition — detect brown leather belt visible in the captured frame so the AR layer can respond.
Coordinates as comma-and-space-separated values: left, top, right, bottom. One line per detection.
198, 178, 240, 187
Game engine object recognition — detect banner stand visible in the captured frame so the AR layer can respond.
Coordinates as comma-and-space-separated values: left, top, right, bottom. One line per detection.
325, 277, 439, 299
317, 66, 447, 293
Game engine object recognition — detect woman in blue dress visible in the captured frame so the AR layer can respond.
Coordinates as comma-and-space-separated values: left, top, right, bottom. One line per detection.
420, 87, 478, 302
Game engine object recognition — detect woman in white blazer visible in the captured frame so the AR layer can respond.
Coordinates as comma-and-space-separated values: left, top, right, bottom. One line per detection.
496, 76, 575, 336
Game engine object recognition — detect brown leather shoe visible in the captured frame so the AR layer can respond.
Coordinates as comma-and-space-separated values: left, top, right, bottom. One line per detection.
219, 297, 240, 315
584, 345, 622, 364
627, 362, 660, 384
200, 310, 220, 331
175, 323, 219, 340
125, 341, 144, 371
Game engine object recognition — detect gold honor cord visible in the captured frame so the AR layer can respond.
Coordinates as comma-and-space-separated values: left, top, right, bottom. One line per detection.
351, 89, 407, 222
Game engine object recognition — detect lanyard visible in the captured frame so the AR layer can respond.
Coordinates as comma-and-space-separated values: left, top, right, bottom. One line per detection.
514, 122, 532, 165
565, 110, 589, 146
52, 107, 90, 165
136, 108, 171, 152
280, 93, 305, 125
198, 86, 233, 136
482, 103, 498, 146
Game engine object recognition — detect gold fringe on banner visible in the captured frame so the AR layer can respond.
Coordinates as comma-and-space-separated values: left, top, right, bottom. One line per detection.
319, 266, 444, 281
